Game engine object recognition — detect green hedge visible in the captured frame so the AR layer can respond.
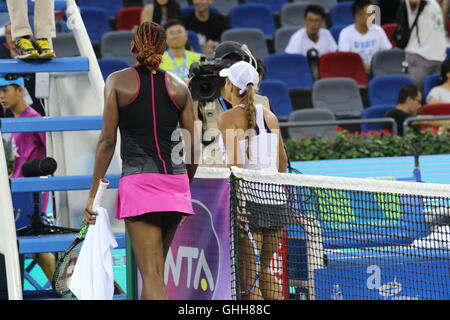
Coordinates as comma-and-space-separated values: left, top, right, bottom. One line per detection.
285, 128, 450, 162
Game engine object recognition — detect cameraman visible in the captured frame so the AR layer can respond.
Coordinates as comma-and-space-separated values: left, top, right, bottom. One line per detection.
191, 41, 272, 167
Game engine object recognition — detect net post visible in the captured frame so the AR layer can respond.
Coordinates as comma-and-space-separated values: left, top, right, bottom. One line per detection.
125, 231, 138, 300
229, 174, 241, 300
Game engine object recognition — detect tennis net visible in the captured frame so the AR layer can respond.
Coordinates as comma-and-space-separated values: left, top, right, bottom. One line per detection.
230, 167, 450, 300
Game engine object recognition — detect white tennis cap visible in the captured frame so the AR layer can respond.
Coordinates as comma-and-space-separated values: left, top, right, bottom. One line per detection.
219, 61, 259, 95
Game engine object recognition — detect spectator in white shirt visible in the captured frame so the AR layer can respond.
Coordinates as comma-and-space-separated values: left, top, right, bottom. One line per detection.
404, 0, 446, 89
427, 59, 450, 104
285, 4, 337, 56
338, 0, 392, 72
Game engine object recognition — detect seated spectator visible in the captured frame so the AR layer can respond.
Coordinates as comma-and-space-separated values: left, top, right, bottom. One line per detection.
182, 0, 229, 54
338, 0, 392, 72
285, 4, 337, 57
427, 59, 450, 104
0, 76, 55, 283
159, 19, 201, 81
140, 0, 181, 26
383, 84, 421, 135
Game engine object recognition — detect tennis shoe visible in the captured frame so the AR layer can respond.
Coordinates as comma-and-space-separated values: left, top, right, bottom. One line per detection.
34, 38, 56, 59
15, 37, 39, 59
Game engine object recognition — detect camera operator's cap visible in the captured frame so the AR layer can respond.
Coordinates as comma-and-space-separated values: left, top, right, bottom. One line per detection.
219, 61, 259, 95
214, 41, 249, 61
0, 76, 25, 87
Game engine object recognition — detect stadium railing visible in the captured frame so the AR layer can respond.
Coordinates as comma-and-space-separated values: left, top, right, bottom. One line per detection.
279, 117, 398, 135
404, 115, 450, 129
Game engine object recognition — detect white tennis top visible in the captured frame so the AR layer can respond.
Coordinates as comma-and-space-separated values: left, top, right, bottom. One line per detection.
220, 104, 286, 205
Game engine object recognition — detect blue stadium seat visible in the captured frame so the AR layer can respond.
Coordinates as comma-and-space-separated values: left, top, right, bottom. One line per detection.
329, 24, 345, 43
368, 75, 413, 106
180, 5, 220, 17
76, 0, 123, 19
245, 0, 288, 13
259, 80, 293, 119
423, 74, 440, 103
330, 1, 354, 27
79, 7, 111, 44
229, 4, 276, 38
361, 104, 394, 132
264, 53, 314, 89
98, 58, 130, 80
187, 30, 202, 53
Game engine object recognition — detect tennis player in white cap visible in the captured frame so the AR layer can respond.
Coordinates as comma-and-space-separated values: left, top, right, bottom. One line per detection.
217, 61, 289, 300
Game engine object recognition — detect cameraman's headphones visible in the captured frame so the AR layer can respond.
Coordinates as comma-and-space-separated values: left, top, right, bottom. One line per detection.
239, 44, 258, 72
215, 41, 258, 71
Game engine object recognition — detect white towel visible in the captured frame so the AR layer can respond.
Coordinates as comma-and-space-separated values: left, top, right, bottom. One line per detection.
69, 207, 118, 300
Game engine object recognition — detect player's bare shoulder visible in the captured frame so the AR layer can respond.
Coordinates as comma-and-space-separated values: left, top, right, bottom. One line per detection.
165, 71, 190, 108
106, 66, 135, 86
217, 106, 241, 130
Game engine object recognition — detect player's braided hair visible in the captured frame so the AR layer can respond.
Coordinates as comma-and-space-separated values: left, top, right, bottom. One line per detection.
131, 21, 166, 72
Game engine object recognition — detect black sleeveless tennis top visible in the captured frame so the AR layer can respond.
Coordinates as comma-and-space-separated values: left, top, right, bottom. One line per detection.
118, 65, 186, 176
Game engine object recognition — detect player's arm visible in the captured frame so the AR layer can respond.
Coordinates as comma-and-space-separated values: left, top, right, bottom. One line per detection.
265, 110, 288, 173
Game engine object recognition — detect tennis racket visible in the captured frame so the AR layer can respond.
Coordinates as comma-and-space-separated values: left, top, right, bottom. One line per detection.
240, 223, 261, 297
51, 179, 109, 298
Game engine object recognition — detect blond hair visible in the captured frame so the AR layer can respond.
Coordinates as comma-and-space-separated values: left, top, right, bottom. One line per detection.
237, 83, 257, 130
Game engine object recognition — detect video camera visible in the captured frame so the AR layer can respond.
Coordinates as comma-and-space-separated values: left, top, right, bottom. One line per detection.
188, 56, 232, 102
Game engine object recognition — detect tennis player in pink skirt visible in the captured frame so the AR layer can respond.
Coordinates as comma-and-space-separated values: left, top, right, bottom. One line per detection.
83, 21, 198, 300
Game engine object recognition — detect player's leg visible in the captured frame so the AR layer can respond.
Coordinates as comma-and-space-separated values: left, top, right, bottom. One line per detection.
161, 212, 183, 258
125, 213, 167, 300
239, 230, 263, 300
260, 229, 283, 300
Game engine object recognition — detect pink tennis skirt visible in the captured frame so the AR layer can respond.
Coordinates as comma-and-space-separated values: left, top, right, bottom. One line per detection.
115, 173, 194, 220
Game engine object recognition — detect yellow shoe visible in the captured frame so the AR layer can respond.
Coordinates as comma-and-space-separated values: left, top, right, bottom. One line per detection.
15, 37, 39, 59
34, 38, 56, 59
